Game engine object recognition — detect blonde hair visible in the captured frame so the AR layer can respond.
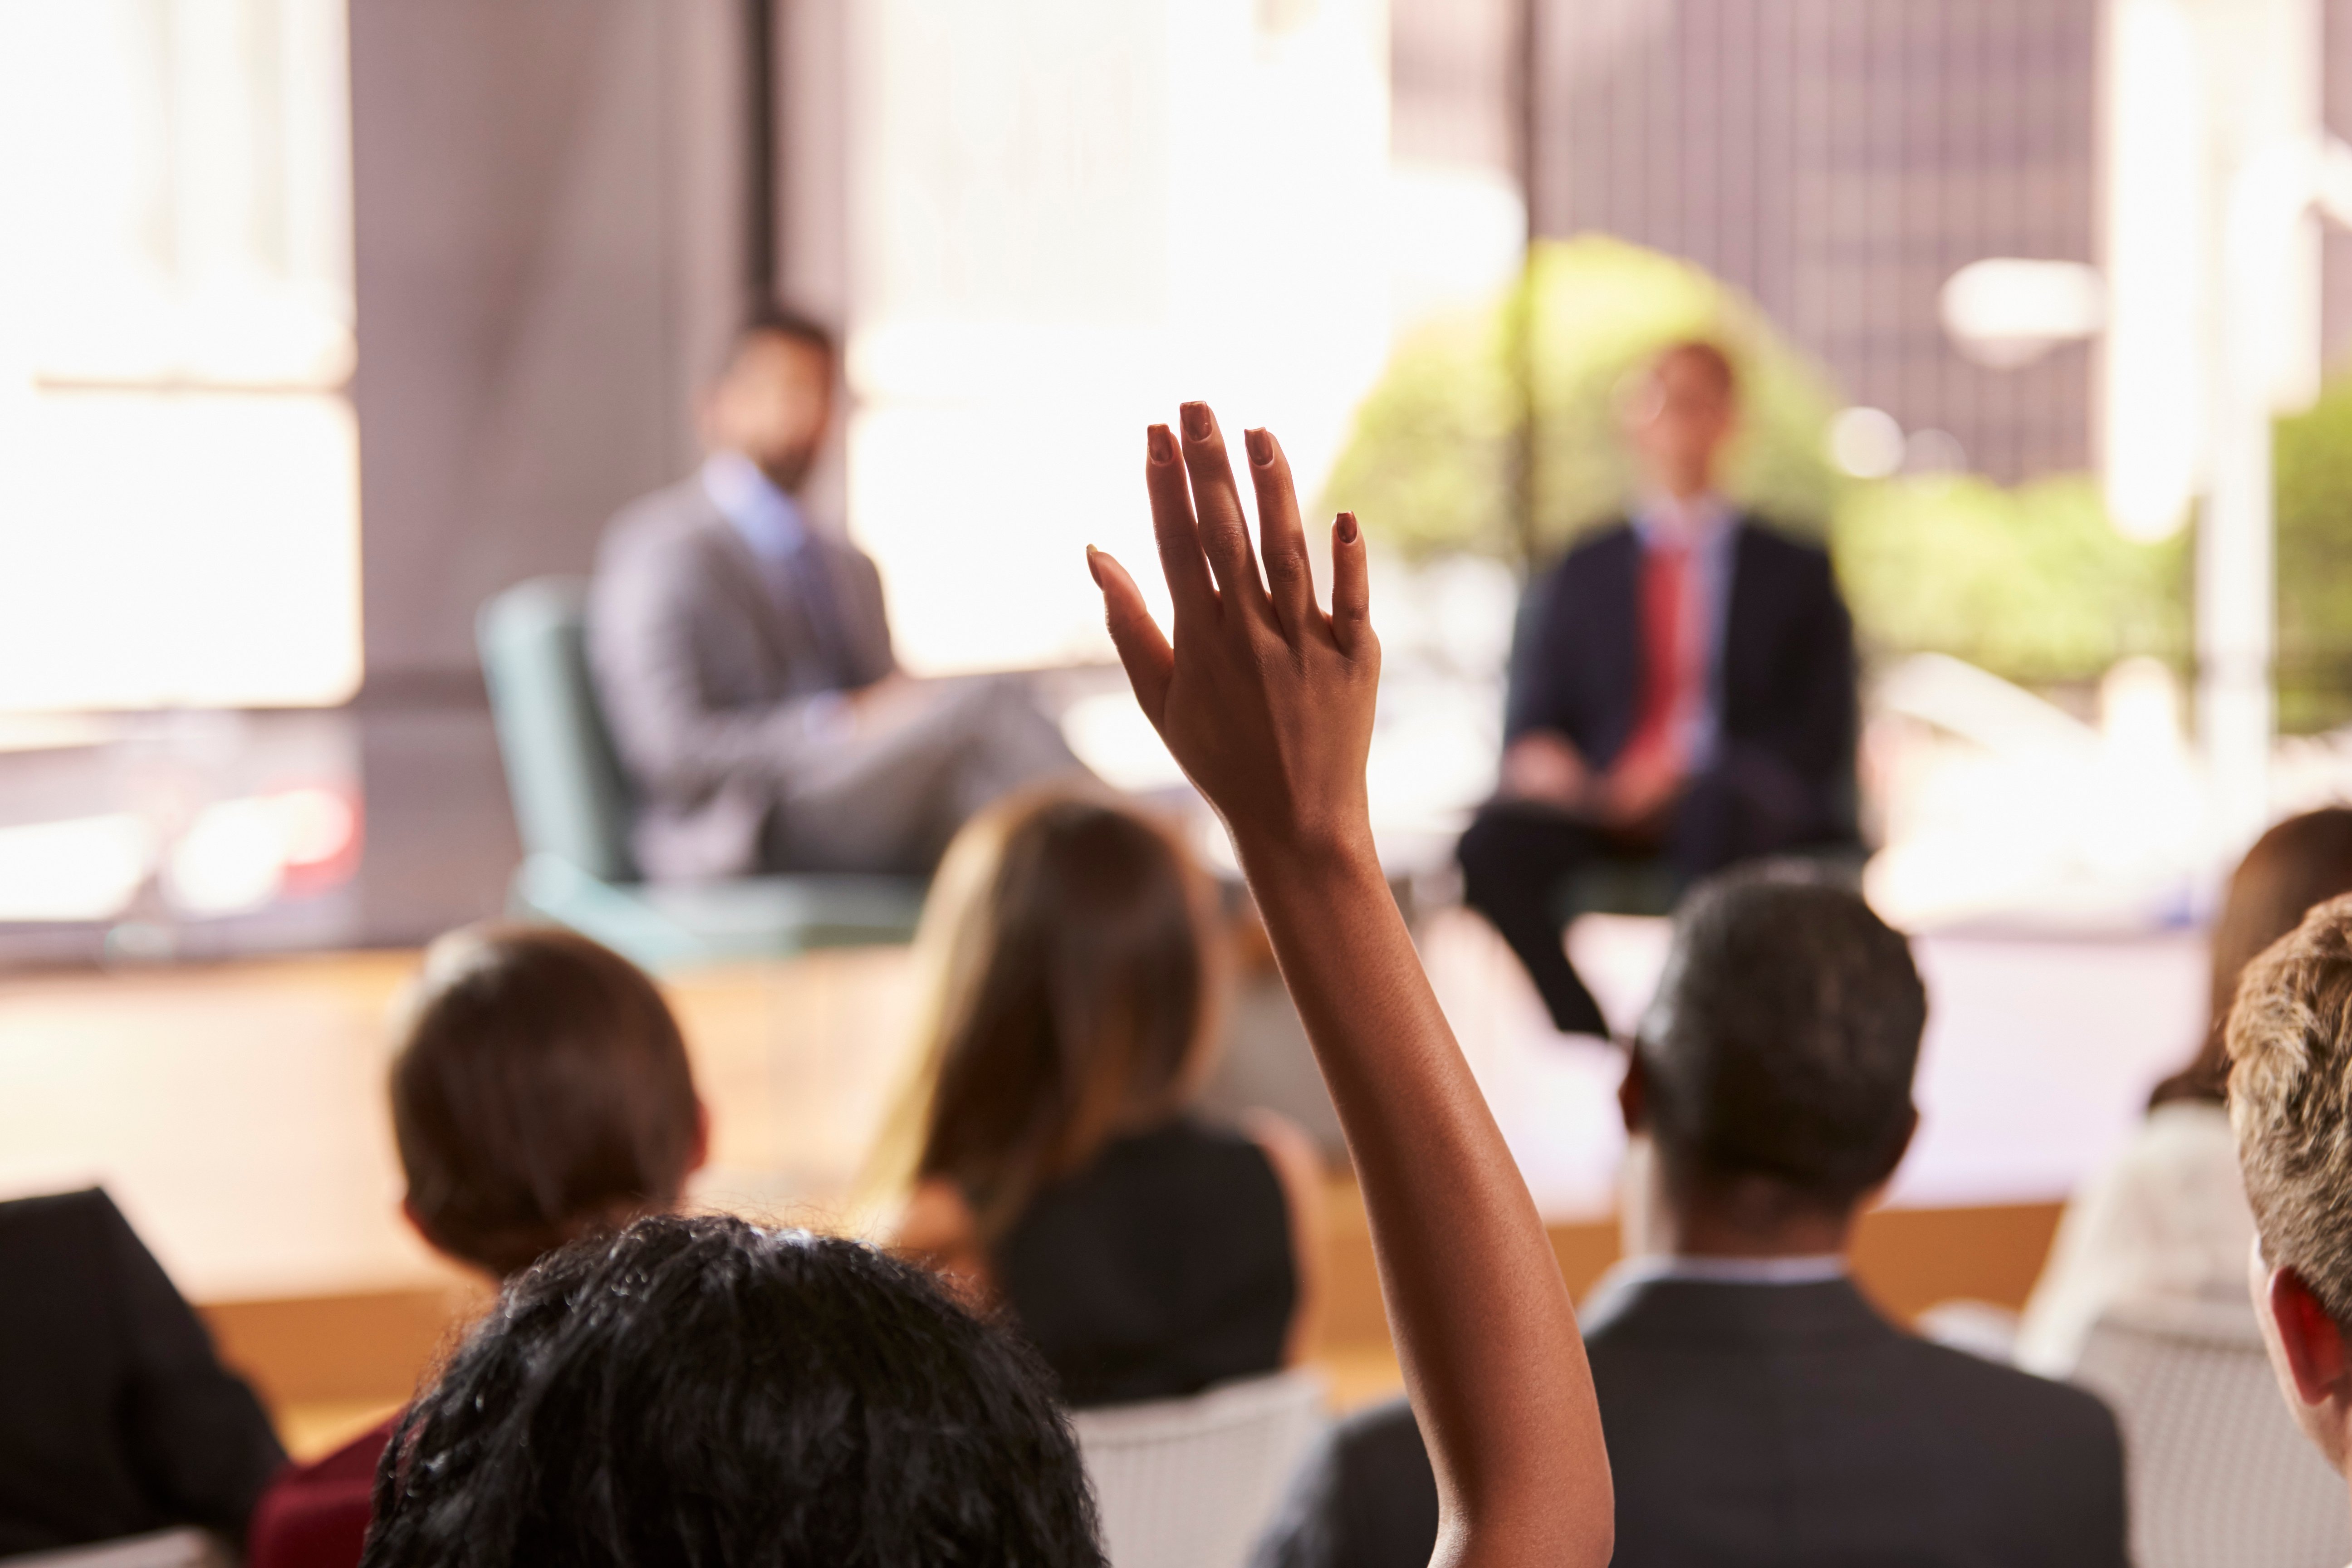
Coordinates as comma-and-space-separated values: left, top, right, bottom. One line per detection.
2229, 891, 2352, 1320
867, 789, 1225, 1245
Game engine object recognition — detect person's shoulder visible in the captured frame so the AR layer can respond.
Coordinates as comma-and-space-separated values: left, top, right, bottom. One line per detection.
1732, 514, 1833, 569
1900, 1332, 2124, 1455
248, 1416, 397, 1568
599, 477, 727, 561
0, 1186, 131, 1257
1249, 1396, 1436, 1568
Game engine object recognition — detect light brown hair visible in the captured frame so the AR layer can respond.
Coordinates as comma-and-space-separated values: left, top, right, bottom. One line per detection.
882, 790, 1224, 1246
2155, 808, 2352, 1106
390, 924, 702, 1278
2230, 891, 2352, 1320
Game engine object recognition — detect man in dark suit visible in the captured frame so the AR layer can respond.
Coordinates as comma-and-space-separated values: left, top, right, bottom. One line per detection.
1252, 869, 2131, 1568
1458, 341, 1856, 1036
589, 309, 1083, 880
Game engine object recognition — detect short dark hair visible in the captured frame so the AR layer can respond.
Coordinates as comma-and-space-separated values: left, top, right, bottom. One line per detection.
726, 303, 837, 371
361, 1214, 1105, 1568
389, 925, 701, 1278
1635, 866, 1926, 1209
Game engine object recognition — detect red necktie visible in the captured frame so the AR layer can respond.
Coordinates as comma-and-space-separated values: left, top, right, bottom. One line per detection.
1627, 535, 1692, 768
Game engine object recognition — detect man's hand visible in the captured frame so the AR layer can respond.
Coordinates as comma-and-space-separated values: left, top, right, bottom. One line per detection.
1088, 403, 1379, 868
1597, 740, 1686, 830
1500, 732, 1591, 809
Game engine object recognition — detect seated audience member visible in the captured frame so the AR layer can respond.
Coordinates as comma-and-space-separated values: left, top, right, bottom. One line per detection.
358, 406, 1614, 1567
588, 307, 1084, 881
247, 924, 705, 1568
0, 1189, 284, 1555
878, 789, 1324, 1406
1255, 867, 2130, 1568
1457, 340, 1856, 1037
2229, 892, 2352, 1534
2019, 807, 2352, 1374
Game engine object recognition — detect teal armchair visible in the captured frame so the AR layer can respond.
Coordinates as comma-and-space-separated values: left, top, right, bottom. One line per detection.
476, 578, 924, 970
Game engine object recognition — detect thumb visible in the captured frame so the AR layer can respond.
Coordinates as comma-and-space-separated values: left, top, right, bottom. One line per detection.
1090, 546, 1175, 729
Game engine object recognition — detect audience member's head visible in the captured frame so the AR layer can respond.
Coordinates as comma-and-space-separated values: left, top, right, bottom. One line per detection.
361, 1213, 1102, 1568
2151, 807, 2352, 1107
1626, 337, 1740, 500
877, 789, 1223, 1243
702, 304, 837, 493
1623, 865, 1926, 1251
2228, 893, 2352, 1474
390, 924, 705, 1279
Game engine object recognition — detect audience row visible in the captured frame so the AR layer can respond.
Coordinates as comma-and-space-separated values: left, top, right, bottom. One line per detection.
10, 409, 2352, 1568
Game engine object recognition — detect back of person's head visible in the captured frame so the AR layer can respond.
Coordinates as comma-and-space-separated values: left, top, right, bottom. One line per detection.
2153, 807, 2352, 1107
361, 1213, 1102, 1568
2229, 893, 2352, 1327
882, 789, 1221, 1243
1635, 866, 1926, 1216
391, 924, 703, 1278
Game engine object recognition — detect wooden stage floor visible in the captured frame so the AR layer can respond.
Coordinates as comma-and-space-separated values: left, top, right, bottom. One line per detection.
0, 910, 2200, 1457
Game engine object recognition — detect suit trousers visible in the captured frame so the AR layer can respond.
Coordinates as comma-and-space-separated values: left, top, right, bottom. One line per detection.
1457, 752, 1825, 1036
762, 673, 1084, 876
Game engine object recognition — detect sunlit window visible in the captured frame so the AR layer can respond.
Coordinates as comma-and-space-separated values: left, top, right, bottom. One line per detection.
0, 0, 359, 711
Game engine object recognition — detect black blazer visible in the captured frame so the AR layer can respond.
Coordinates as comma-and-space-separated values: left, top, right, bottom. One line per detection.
0, 1189, 286, 1554
1507, 518, 1857, 832
1252, 1275, 2130, 1568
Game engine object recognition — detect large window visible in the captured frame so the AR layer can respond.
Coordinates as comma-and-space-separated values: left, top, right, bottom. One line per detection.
0, 0, 358, 711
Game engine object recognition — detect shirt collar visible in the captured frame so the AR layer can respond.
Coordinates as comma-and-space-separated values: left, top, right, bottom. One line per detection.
701, 450, 809, 562
1634, 491, 1733, 547
1597, 1251, 1849, 1294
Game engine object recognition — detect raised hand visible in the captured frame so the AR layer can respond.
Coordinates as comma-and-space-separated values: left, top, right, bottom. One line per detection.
1088, 402, 1378, 867
1088, 403, 1612, 1568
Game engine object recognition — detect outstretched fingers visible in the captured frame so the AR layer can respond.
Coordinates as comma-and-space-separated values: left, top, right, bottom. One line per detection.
1088, 546, 1175, 727
1145, 424, 1216, 627
1330, 512, 1372, 660
1177, 402, 1270, 620
1245, 427, 1319, 639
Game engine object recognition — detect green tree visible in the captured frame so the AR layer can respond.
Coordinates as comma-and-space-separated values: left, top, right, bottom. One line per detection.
2271, 377, 2352, 731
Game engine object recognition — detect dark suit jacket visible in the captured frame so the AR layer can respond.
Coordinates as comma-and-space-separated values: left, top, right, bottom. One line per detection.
1253, 1275, 2130, 1568
1508, 518, 1856, 835
0, 1189, 286, 1555
588, 477, 897, 879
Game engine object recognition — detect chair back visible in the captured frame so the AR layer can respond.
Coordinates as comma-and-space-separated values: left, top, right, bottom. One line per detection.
2072, 1294, 2352, 1568
0, 1528, 229, 1568
478, 578, 637, 883
1069, 1369, 1326, 1568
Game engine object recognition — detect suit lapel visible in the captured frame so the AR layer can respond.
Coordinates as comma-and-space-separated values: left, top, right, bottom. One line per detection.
694, 506, 819, 680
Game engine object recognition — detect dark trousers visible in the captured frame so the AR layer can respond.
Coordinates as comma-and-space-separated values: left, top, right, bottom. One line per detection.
1457, 755, 1828, 1036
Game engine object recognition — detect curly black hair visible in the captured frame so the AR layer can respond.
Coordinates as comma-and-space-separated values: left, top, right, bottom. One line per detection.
361, 1213, 1104, 1568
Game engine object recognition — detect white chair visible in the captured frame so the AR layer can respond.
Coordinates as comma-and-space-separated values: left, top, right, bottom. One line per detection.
0, 1529, 228, 1568
2071, 1294, 2352, 1568
1070, 1369, 1328, 1568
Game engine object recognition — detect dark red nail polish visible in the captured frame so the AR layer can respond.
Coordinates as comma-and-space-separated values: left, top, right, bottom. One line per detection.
1181, 402, 1212, 441
1147, 425, 1176, 464
1336, 512, 1359, 544
1245, 428, 1273, 468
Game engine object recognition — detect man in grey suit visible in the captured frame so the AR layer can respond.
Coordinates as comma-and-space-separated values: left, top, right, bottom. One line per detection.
1254, 868, 2131, 1568
589, 309, 1083, 880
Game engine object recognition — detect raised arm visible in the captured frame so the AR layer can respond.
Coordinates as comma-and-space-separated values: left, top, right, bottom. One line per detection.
1088, 405, 1610, 1568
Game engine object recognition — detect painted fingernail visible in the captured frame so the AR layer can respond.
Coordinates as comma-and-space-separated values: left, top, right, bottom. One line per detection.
1337, 511, 1359, 544
1245, 427, 1273, 468
1181, 402, 1212, 441
1086, 544, 1102, 587
1147, 425, 1176, 464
